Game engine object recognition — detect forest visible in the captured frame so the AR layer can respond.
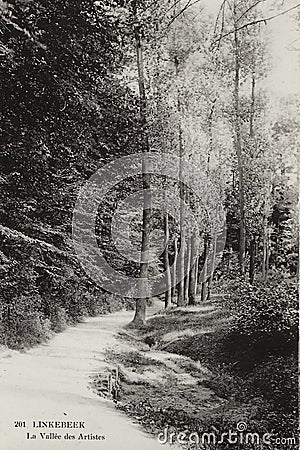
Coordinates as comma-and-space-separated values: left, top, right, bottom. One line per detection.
0, 0, 299, 448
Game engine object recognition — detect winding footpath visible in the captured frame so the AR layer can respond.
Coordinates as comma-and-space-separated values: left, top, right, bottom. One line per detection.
0, 304, 172, 450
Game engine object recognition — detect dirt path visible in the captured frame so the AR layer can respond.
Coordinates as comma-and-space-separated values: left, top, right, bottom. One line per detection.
0, 303, 173, 450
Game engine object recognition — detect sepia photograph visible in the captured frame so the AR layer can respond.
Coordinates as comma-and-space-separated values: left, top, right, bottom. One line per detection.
0, 0, 299, 449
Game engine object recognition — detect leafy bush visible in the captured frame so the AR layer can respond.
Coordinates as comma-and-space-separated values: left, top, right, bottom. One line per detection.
0, 296, 52, 349
223, 279, 298, 371
251, 355, 298, 413
49, 306, 69, 333
0, 226, 134, 349
217, 278, 299, 428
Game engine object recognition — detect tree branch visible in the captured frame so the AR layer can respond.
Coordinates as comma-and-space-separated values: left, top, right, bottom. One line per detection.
213, 2, 300, 44
165, 0, 193, 28
163, 0, 202, 30
213, 0, 226, 36
164, 0, 185, 16
236, 0, 265, 23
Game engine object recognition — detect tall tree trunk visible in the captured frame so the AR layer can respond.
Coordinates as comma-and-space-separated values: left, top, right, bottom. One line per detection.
201, 261, 208, 302
175, 55, 186, 307
172, 238, 178, 302
233, 8, 246, 275
199, 235, 208, 301
188, 234, 198, 305
196, 256, 202, 295
184, 238, 191, 303
262, 224, 269, 282
201, 235, 212, 302
249, 70, 256, 283
153, 51, 173, 308
132, 15, 151, 325
194, 256, 199, 300
204, 98, 217, 299
177, 236, 186, 306
164, 214, 172, 308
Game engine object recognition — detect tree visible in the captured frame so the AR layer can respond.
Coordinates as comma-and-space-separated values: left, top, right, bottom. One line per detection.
131, 1, 152, 324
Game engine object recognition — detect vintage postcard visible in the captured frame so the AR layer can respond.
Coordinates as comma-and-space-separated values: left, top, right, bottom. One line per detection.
0, 1, 299, 449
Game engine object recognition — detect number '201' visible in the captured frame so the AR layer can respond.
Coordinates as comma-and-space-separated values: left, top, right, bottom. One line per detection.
14, 421, 26, 427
